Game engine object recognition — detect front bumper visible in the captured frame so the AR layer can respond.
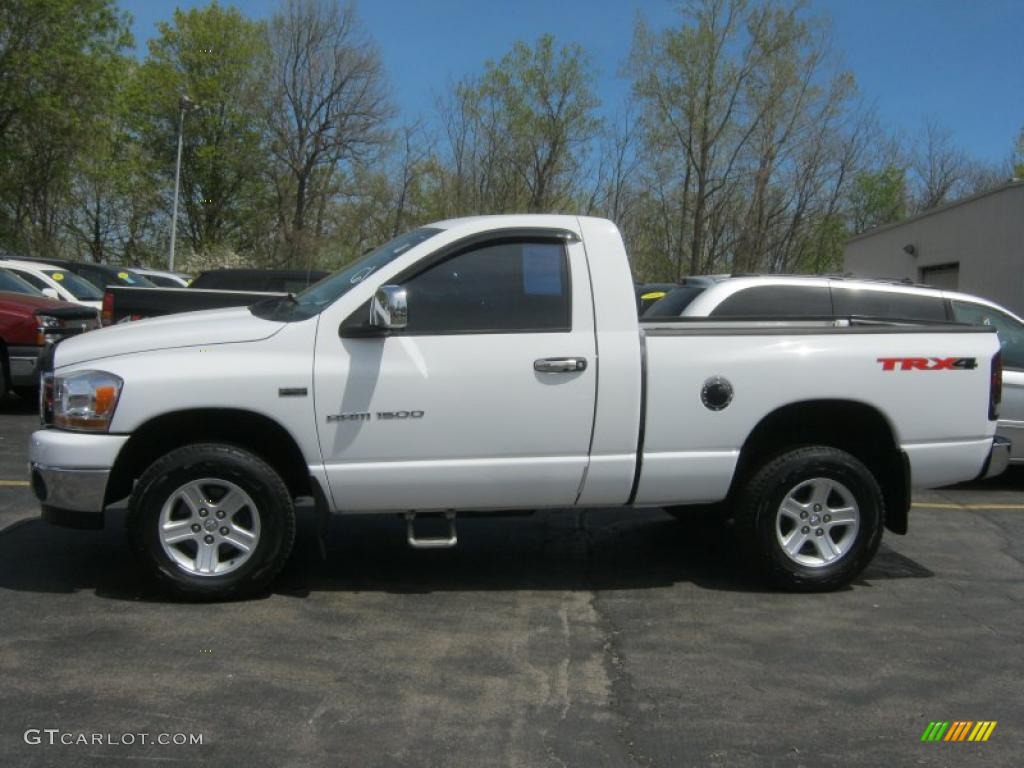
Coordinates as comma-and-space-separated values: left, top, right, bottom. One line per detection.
31, 465, 109, 529
978, 436, 1012, 480
29, 428, 129, 529
7, 345, 42, 387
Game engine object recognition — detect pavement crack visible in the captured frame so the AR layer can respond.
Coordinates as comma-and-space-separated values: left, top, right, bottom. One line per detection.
580, 511, 655, 768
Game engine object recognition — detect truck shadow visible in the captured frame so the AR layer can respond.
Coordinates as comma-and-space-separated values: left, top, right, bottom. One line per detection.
0, 507, 932, 601
945, 464, 1024, 491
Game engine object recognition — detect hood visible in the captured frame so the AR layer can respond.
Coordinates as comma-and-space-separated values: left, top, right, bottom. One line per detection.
0, 289, 74, 312
55, 305, 285, 368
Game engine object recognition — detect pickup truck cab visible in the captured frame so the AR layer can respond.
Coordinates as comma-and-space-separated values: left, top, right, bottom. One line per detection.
29, 216, 1007, 599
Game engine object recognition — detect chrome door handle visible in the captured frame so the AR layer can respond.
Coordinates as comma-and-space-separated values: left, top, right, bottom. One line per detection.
534, 357, 587, 373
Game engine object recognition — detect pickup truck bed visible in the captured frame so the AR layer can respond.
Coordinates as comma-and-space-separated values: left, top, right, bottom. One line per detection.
28, 215, 1007, 599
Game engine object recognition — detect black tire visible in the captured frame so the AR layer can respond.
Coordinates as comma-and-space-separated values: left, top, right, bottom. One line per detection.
734, 445, 884, 592
127, 443, 296, 600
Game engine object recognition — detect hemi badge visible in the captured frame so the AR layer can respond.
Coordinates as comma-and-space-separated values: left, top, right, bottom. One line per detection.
278, 387, 308, 397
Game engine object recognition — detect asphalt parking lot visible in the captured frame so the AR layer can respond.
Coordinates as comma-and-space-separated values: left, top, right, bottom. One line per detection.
1, 395, 1021, 767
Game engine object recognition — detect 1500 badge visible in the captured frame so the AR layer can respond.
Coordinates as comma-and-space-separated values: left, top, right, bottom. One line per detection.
877, 357, 977, 371
327, 410, 425, 422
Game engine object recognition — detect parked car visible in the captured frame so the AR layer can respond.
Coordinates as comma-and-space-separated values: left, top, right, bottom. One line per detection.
131, 268, 192, 288
101, 268, 330, 324
1, 290, 98, 398
645, 275, 1024, 463
0, 258, 104, 310
30, 215, 1005, 599
5, 256, 156, 291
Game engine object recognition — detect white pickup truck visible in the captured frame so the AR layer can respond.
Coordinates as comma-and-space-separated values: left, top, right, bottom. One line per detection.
28, 215, 1009, 598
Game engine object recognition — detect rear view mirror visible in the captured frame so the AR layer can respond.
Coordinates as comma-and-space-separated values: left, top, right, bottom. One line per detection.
369, 285, 408, 330
41, 288, 60, 300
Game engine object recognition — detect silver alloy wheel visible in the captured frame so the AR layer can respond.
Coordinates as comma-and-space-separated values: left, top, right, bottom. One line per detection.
158, 478, 261, 576
775, 477, 860, 568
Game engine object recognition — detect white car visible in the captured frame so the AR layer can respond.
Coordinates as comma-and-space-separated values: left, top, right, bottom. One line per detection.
0, 258, 103, 311
131, 267, 191, 288
646, 275, 1024, 464
28, 215, 1006, 598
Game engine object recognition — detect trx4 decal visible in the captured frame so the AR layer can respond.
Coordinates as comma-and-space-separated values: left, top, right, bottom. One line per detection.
877, 357, 978, 371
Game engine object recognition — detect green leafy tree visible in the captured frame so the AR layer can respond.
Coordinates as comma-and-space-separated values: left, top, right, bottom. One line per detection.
133, 2, 272, 258
848, 166, 906, 233
0, 0, 131, 255
436, 34, 601, 215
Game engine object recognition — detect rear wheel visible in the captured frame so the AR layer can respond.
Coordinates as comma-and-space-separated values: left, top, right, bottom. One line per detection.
127, 443, 296, 600
735, 446, 884, 592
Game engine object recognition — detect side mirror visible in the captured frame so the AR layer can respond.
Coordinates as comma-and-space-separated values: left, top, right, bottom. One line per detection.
41, 287, 60, 300
369, 285, 407, 331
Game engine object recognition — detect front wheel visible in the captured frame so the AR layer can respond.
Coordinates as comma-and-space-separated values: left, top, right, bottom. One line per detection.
127, 444, 296, 600
735, 446, 884, 592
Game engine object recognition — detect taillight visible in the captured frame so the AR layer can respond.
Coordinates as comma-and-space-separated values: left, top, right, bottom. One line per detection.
989, 351, 1002, 421
101, 290, 114, 325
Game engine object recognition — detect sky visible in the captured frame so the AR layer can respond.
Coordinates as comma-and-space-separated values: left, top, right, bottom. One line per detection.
121, 0, 1024, 164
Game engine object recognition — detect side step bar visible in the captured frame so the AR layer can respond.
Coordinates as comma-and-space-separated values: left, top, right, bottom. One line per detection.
405, 512, 458, 549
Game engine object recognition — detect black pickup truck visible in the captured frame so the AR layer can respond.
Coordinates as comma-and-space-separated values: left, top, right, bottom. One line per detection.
101, 268, 328, 324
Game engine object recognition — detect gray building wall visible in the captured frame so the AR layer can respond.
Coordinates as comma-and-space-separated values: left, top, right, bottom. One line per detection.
843, 181, 1024, 317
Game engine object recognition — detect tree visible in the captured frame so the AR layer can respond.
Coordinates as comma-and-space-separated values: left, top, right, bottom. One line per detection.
134, 2, 272, 258
266, 0, 392, 265
0, 0, 131, 255
848, 166, 906, 233
627, 0, 862, 277
909, 118, 968, 211
435, 35, 600, 216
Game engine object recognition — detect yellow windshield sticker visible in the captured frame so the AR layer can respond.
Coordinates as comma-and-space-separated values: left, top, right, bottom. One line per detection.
118, 271, 129, 279
641, 291, 667, 300
52, 272, 65, 281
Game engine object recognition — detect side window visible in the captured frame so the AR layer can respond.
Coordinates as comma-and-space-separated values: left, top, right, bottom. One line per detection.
13, 271, 49, 291
832, 288, 947, 321
402, 240, 570, 334
952, 301, 1024, 370
710, 285, 831, 318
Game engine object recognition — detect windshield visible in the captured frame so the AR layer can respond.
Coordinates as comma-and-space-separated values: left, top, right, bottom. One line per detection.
643, 285, 708, 318
0, 268, 42, 295
114, 269, 155, 287
42, 269, 103, 300
251, 227, 442, 321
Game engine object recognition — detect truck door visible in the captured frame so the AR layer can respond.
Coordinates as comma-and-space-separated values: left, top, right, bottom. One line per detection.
314, 235, 598, 511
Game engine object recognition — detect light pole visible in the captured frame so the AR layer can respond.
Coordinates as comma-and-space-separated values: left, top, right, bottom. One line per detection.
168, 95, 198, 271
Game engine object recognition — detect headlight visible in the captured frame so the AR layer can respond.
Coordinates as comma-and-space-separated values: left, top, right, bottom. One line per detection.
36, 314, 61, 346
52, 371, 123, 432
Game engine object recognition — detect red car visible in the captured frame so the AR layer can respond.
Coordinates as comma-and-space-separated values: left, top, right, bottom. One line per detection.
1, 289, 99, 398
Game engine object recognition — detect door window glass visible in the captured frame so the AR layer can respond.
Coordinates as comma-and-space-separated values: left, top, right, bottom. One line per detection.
403, 240, 570, 334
